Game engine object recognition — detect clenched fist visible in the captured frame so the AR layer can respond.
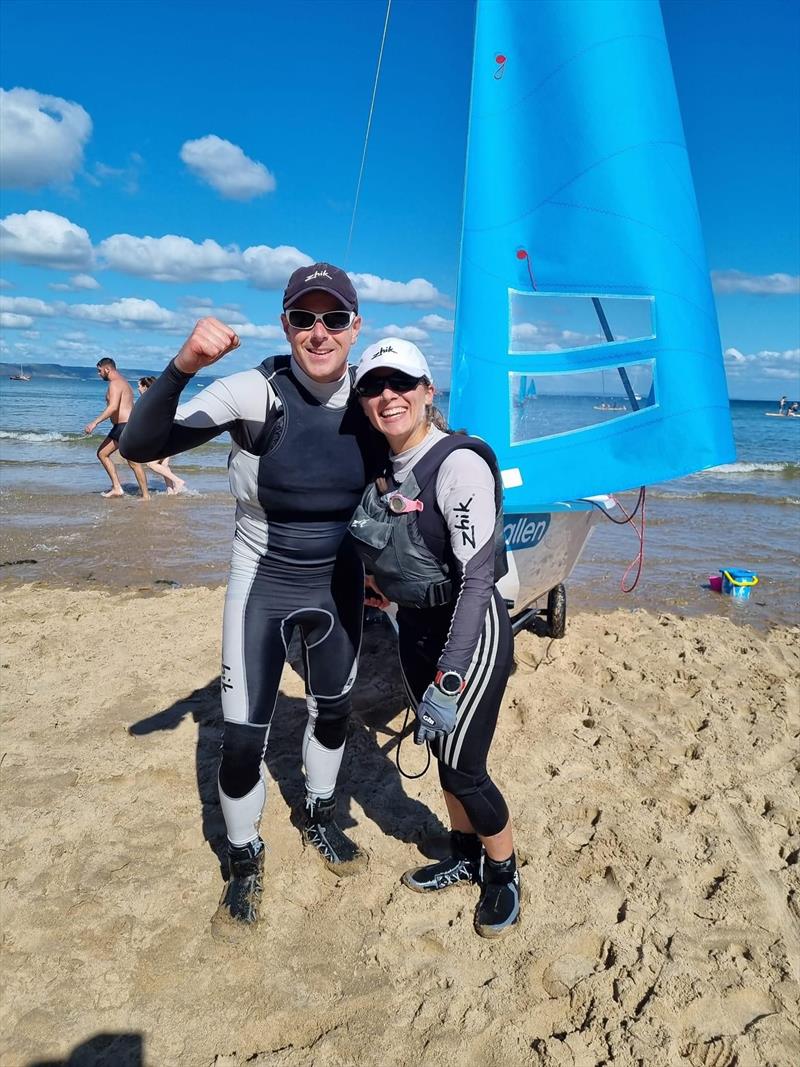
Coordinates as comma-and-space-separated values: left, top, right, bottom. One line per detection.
174, 317, 240, 374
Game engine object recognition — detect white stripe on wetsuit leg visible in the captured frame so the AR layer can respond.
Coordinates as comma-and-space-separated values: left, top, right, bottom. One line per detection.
441, 597, 496, 766
440, 609, 489, 765
448, 595, 500, 770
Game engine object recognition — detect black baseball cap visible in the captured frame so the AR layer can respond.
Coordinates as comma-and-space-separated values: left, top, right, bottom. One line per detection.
283, 262, 358, 313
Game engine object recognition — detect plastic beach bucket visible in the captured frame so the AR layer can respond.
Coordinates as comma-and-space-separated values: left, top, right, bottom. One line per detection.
708, 575, 723, 592
720, 568, 759, 600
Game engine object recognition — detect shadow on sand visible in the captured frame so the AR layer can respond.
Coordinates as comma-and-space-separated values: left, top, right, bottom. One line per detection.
128, 620, 447, 880
27, 1031, 143, 1067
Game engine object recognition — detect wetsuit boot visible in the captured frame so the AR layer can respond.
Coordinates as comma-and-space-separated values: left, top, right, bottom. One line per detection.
401, 830, 481, 893
302, 794, 367, 874
474, 852, 521, 939
212, 838, 264, 928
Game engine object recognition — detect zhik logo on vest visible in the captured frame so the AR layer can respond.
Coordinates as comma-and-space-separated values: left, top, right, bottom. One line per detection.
503, 513, 550, 550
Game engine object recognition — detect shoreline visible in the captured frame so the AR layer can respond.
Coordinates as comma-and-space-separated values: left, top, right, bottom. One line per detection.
2, 582, 798, 1066
1, 485, 796, 630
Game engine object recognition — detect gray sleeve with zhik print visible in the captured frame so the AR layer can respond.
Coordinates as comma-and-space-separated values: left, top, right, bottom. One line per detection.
433, 450, 498, 678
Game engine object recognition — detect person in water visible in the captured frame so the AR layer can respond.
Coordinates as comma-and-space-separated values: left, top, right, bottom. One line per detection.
121, 263, 384, 929
348, 338, 520, 939
84, 358, 149, 498
136, 378, 187, 494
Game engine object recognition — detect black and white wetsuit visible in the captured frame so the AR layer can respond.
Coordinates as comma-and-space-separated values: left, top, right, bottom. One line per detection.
121, 355, 383, 847
373, 426, 513, 839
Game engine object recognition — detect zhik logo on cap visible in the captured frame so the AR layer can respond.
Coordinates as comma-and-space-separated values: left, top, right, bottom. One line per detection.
304, 269, 333, 283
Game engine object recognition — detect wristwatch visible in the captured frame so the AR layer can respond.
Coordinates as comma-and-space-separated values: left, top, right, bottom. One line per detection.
434, 669, 464, 696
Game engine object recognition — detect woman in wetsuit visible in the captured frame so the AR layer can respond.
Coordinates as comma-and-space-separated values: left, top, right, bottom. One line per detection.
347, 338, 520, 939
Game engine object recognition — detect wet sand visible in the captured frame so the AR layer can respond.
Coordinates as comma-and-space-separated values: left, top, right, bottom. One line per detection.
1, 481, 797, 629
2, 579, 798, 1066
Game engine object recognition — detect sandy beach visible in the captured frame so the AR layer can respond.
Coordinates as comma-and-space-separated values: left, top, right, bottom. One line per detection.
2, 579, 798, 1067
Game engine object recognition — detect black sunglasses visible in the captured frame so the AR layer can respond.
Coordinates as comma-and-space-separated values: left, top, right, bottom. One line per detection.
286, 308, 355, 331
355, 371, 428, 398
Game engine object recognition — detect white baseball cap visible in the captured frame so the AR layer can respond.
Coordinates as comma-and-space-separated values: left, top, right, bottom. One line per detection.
354, 338, 432, 386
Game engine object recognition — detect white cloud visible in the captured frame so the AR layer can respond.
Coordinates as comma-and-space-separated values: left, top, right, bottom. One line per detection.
88, 153, 143, 195
0, 210, 448, 310
0, 295, 55, 317
49, 273, 101, 292
375, 324, 429, 341
0, 311, 33, 328
229, 322, 285, 340
241, 245, 312, 288
67, 297, 179, 329
180, 135, 276, 201
724, 346, 800, 382
712, 270, 800, 295
97, 234, 243, 282
349, 273, 444, 305
0, 87, 92, 189
0, 279, 11, 289
419, 314, 454, 333
723, 347, 748, 363
0, 210, 94, 270
512, 321, 601, 350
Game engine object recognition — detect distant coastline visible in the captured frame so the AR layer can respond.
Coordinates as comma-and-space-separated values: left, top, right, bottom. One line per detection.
0, 360, 163, 381
0, 360, 220, 382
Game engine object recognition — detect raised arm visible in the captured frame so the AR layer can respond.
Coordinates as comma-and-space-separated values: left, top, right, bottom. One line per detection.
120, 318, 240, 461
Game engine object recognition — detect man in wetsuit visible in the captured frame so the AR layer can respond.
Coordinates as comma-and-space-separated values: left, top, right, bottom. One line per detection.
85, 358, 149, 498
121, 263, 383, 929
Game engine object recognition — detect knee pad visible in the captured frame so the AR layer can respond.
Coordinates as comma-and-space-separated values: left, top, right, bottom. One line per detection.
218, 721, 269, 798
438, 763, 509, 839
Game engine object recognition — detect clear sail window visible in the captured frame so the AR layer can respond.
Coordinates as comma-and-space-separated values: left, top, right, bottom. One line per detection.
509, 291, 655, 354
509, 362, 656, 444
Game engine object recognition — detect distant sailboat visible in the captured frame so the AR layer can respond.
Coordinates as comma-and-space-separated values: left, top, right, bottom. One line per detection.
593, 370, 626, 412
9, 365, 31, 381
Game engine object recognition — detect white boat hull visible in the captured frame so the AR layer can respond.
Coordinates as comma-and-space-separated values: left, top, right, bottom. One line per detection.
498, 499, 611, 612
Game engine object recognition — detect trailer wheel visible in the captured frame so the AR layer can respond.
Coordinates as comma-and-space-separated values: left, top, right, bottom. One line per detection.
547, 583, 566, 638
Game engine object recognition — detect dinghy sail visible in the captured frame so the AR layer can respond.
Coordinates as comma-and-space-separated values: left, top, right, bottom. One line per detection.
448, 0, 735, 613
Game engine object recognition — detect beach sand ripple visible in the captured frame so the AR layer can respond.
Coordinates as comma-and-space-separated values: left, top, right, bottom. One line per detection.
1, 585, 798, 1066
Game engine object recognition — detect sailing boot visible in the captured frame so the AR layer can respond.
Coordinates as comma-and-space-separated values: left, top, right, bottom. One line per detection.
212, 838, 265, 929
401, 831, 481, 893
302, 794, 367, 874
474, 852, 521, 939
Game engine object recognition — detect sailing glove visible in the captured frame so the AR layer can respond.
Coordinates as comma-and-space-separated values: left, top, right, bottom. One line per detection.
414, 685, 459, 746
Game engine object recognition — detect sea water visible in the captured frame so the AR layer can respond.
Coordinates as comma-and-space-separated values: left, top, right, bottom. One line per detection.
1, 375, 798, 623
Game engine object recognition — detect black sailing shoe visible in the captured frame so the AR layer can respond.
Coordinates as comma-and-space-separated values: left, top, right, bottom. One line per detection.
212, 838, 264, 929
302, 794, 367, 874
401, 831, 481, 893
474, 852, 521, 939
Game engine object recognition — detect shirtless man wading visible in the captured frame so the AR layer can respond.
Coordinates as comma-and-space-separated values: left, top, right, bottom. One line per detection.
85, 357, 149, 498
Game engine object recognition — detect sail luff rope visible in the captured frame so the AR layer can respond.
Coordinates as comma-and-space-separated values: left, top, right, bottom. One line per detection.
344, 0, 392, 268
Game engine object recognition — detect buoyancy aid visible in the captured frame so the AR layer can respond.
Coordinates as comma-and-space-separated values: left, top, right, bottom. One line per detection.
253, 356, 384, 520
347, 433, 508, 609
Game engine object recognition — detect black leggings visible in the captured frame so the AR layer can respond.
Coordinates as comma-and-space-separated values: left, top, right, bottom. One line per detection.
397, 589, 513, 838
218, 536, 363, 799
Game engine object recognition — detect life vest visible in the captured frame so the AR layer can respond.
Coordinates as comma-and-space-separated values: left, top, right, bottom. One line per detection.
347, 434, 508, 609
253, 356, 385, 520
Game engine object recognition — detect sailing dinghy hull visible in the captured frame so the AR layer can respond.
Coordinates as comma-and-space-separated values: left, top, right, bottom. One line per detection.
498, 498, 610, 613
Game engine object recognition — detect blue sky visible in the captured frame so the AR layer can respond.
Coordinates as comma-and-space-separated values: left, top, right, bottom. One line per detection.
0, 0, 797, 400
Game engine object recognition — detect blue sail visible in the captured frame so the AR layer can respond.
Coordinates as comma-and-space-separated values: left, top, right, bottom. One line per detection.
449, 0, 735, 509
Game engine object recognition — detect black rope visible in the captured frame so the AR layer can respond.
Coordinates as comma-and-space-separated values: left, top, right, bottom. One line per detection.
394, 705, 431, 780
